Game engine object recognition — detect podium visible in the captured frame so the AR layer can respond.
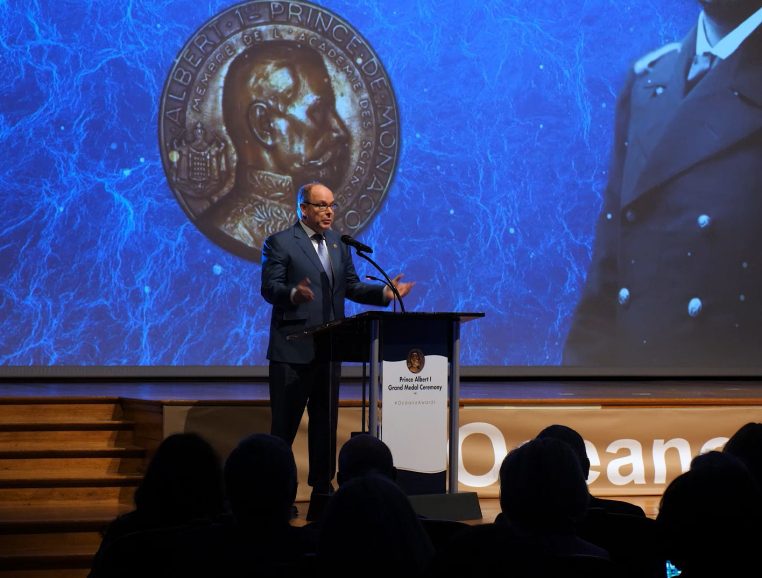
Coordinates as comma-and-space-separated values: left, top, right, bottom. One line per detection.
296, 311, 484, 520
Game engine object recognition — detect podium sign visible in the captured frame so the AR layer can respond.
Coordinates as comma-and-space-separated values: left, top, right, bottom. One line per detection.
381, 354, 448, 474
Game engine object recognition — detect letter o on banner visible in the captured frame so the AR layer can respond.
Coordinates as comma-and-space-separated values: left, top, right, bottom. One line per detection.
457, 422, 508, 488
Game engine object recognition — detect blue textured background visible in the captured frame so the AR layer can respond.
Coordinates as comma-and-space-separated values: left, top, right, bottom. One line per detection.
0, 0, 696, 368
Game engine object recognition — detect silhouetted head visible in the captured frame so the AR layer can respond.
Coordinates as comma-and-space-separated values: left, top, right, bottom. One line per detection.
536, 424, 591, 478
318, 474, 433, 576
658, 456, 762, 575
134, 432, 224, 523
499, 437, 589, 533
224, 433, 297, 525
337, 434, 396, 486
724, 422, 762, 488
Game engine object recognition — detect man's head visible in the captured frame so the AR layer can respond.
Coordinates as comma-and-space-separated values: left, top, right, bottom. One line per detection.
222, 42, 350, 191
699, 0, 762, 23
297, 182, 335, 233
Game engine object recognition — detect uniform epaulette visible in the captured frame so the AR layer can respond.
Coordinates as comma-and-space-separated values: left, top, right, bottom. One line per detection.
633, 42, 681, 75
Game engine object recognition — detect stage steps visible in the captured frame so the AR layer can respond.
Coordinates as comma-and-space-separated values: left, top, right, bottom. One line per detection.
0, 398, 147, 577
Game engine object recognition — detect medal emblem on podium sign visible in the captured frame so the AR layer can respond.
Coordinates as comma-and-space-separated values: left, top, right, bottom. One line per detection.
159, 0, 400, 262
406, 348, 425, 374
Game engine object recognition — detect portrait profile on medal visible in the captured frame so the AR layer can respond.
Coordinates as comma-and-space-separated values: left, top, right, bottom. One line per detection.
200, 41, 351, 260
406, 349, 425, 374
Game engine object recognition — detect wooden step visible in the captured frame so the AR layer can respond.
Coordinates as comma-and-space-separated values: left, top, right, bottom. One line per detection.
0, 421, 134, 433
0, 486, 141, 504
0, 451, 144, 472
0, 403, 122, 423
0, 565, 91, 578
0, 552, 92, 571
0, 457, 144, 476
0, 430, 134, 448
0, 446, 145, 458
0, 502, 125, 529
0, 531, 103, 556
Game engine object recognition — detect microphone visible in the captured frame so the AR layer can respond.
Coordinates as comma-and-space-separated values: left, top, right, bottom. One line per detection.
341, 234, 373, 254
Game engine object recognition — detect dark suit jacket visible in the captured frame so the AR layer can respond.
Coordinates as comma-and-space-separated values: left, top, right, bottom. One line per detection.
261, 222, 387, 364
564, 25, 762, 368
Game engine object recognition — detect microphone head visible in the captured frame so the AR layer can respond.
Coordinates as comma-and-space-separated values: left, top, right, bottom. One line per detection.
341, 234, 373, 253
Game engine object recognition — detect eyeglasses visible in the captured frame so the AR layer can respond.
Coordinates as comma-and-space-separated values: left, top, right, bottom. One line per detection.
302, 202, 338, 212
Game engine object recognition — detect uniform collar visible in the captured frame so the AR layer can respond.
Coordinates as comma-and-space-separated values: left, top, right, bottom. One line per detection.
696, 7, 762, 60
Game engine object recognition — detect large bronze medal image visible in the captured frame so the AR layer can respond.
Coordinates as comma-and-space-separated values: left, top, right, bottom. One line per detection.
159, 1, 400, 261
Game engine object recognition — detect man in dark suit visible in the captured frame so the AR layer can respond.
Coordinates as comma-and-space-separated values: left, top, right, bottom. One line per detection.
260, 182, 414, 513
564, 0, 762, 368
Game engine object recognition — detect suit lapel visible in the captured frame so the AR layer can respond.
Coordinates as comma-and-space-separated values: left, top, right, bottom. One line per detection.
621, 42, 689, 203
624, 27, 762, 207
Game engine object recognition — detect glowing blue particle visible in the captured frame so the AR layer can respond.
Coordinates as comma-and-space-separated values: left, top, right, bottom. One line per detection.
212, 264, 223, 275
122, 169, 131, 177
143, 286, 151, 294
618, 287, 630, 305
606, 213, 613, 220
697, 214, 711, 228
539, 64, 544, 70
139, 157, 145, 163
688, 297, 702, 317
110, 142, 117, 150
449, 209, 454, 215
509, 227, 515, 234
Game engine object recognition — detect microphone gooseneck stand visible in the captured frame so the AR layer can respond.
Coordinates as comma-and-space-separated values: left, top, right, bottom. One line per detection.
350, 245, 405, 435
353, 250, 406, 313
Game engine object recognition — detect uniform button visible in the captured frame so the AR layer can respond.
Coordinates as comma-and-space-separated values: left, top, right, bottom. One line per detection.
618, 288, 631, 306
697, 214, 711, 229
625, 210, 637, 223
688, 297, 703, 317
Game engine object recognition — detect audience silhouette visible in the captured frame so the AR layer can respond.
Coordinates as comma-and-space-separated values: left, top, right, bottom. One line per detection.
89, 432, 225, 577
317, 473, 434, 578
87, 422, 762, 578
432, 437, 612, 577
658, 449, 762, 578
536, 424, 662, 578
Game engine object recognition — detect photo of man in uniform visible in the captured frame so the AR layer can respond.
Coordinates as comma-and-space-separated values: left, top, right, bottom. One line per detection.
564, 0, 762, 368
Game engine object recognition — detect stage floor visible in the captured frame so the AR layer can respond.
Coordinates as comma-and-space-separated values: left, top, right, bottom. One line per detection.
3, 378, 762, 404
